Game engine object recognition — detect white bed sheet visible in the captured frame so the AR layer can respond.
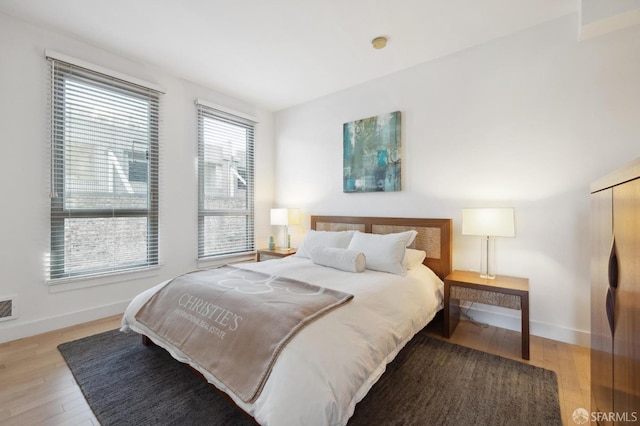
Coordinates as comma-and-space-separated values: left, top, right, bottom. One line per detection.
121, 256, 443, 426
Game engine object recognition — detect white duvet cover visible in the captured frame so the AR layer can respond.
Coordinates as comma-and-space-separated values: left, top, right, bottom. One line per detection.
121, 256, 443, 426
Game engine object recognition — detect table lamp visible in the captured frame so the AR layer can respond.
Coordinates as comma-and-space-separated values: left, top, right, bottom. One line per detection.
462, 208, 515, 279
270, 208, 300, 249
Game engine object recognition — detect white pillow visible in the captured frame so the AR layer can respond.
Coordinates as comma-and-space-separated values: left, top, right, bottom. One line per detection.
406, 248, 427, 270
310, 246, 366, 273
295, 230, 355, 259
347, 230, 418, 275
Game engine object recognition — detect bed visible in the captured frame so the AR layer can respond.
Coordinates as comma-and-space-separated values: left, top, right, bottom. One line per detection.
121, 215, 452, 425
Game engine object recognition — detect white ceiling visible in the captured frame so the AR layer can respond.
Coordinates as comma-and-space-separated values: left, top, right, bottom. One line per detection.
0, 0, 578, 111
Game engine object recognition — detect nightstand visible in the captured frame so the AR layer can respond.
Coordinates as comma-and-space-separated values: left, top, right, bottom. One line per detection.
444, 270, 530, 360
256, 248, 297, 262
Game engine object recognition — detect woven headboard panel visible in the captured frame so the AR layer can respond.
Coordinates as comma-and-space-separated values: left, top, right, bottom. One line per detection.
310, 216, 452, 279
314, 222, 366, 232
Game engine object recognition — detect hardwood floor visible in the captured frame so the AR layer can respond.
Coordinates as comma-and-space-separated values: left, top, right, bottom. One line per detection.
0, 315, 589, 425
0, 316, 119, 426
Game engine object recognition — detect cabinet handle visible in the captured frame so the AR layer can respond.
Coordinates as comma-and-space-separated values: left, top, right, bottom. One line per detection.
608, 237, 618, 289
606, 287, 615, 336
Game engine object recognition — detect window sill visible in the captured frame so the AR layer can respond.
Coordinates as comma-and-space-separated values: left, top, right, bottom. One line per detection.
47, 265, 162, 294
197, 253, 256, 269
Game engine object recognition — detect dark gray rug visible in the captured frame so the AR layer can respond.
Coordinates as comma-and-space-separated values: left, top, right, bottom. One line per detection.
58, 328, 561, 426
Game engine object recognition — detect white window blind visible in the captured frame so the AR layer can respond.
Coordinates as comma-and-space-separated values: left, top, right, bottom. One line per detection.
48, 58, 161, 280
197, 101, 255, 259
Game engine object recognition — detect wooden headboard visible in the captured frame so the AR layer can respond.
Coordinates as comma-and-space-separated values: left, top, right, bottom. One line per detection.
310, 216, 452, 280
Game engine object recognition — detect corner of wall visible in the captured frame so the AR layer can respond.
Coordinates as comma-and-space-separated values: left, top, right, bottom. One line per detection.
464, 305, 590, 347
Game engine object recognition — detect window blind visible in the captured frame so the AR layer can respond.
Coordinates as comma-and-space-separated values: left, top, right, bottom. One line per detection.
47, 58, 161, 280
197, 101, 255, 259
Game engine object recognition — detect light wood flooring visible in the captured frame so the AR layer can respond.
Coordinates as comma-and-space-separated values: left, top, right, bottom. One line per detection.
0, 315, 589, 425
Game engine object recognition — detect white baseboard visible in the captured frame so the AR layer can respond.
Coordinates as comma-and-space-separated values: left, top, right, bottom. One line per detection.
462, 305, 590, 348
0, 300, 130, 344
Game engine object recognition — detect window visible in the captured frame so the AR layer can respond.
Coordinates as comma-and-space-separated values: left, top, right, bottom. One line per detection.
197, 101, 255, 259
48, 57, 161, 280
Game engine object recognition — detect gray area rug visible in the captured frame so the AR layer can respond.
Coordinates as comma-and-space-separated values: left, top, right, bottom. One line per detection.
58, 328, 561, 425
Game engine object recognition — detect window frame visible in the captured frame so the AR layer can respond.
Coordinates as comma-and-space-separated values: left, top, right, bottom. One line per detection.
48, 56, 161, 281
196, 100, 256, 260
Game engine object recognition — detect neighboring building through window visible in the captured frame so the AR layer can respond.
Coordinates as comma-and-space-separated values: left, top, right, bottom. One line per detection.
197, 101, 255, 259
48, 56, 161, 280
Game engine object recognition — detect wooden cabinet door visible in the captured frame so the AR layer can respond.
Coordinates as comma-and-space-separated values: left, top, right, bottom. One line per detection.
591, 188, 614, 421
612, 178, 640, 416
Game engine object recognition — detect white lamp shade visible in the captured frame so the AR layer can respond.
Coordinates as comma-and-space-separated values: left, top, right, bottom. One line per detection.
271, 208, 300, 226
270, 208, 289, 226
462, 208, 515, 237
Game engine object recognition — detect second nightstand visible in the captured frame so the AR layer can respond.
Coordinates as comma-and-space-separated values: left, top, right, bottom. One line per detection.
256, 247, 297, 262
444, 270, 530, 360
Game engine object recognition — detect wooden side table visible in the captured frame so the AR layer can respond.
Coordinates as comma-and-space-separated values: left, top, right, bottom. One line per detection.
444, 270, 530, 360
256, 248, 297, 262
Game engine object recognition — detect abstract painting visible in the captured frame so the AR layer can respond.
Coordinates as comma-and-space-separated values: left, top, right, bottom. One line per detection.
343, 111, 401, 193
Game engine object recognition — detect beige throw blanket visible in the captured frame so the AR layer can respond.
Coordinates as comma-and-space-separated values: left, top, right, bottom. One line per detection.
135, 265, 353, 403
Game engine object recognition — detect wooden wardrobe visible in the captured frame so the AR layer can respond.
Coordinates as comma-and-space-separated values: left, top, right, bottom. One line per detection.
591, 158, 640, 423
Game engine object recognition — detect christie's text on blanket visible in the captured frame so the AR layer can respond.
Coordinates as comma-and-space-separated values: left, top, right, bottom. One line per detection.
175, 293, 244, 339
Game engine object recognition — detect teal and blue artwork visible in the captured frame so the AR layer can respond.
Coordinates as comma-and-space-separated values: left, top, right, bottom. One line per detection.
343, 111, 401, 193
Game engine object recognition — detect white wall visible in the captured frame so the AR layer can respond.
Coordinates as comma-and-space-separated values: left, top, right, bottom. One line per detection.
274, 14, 640, 346
0, 12, 275, 343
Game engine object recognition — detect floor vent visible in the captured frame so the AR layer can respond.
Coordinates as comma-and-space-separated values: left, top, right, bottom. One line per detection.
0, 298, 16, 322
